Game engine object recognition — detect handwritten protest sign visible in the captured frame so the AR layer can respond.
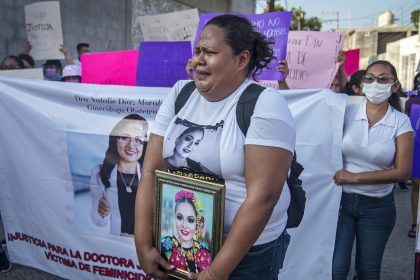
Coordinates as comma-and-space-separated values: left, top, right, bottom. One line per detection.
194, 12, 292, 80
139, 9, 199, 44
24, 1, 64, 60
284, 31, 344, 89
137, 41, 191, 87
344, 49, 360, 77
81, 50, 138, 86
0, 68, 44, 80
411, 105, 420, 178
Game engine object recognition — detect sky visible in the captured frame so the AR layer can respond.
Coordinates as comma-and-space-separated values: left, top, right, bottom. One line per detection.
256, 0, 420, 31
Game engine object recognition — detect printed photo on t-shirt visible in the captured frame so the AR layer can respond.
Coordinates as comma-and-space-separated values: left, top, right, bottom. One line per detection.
163, 117, 223, 177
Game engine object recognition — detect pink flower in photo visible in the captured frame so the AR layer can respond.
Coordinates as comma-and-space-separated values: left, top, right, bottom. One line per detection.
175, 190, 195, 202
195, 248, 211, 272
169, 247, 187, 270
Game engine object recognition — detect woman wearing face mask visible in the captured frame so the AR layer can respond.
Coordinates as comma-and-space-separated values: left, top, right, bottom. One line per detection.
332, 60, 414, 280
43, 60, 62, 81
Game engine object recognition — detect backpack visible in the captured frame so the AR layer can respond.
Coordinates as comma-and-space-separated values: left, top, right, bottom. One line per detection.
175, 81, 305, 228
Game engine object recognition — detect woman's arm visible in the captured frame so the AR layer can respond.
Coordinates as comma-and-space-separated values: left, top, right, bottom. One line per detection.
337, 51, 348, 92
334, 132, 414, 185
198, 145, 293, 280
276, 60, 290, 90
134, 134, 174, 278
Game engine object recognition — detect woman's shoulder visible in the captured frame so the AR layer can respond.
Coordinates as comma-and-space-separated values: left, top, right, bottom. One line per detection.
392, 107, 414, 131
173, 80, 196, 97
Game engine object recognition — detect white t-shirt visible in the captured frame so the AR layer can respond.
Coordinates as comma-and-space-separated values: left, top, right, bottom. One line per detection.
342, 100, 414, 197
152, 79, 296, 245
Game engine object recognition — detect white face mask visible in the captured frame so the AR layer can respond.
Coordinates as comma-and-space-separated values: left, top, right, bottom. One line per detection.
362, 82, 393, 104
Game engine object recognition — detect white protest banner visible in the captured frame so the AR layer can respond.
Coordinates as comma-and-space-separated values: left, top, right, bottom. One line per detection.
0, 76, 165, 280
279, 90, 346, 279
0, 68, 43, 80
139, 9, 199, 45
24, 1, 64, 60
0, 76, 345, 279
283, 31, 344, 89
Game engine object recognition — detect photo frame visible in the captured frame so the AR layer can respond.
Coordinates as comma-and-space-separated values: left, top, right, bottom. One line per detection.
153, 170, 225, 279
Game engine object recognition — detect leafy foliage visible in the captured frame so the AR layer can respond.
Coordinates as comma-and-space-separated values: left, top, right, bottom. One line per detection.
265, 5, 322, 31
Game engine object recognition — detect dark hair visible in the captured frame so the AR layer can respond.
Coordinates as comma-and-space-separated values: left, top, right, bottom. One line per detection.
413, 72, 420, 90
1, 55, 24, 69
204, 14, 276, 80
177, 126, 204, 141
77, 43, 90, 53
18, 53, 35, 68
345, 70, 365, 95
99, 114, 148, 188
365, 60, 402, 112
43, 59, 62, 71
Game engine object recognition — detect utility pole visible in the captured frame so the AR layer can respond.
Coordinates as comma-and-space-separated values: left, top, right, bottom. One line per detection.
321, 11, 340, 31
267, 0, 275, 12
336, 11, 339, 31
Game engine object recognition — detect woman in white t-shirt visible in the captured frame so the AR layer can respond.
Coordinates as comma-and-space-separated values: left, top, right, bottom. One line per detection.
332, 60, 414, 280
134, 14, 296, 280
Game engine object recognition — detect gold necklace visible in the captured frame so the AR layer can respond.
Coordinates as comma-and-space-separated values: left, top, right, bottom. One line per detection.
118, 170, 136, 193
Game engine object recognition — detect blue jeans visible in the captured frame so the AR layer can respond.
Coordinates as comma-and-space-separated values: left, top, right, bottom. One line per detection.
332, 191, 396, 280
229, 230, 290, 280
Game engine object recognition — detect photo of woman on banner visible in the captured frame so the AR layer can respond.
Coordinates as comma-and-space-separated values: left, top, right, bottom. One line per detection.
90, 114, 148, 236
160, 190, 211, 274
164, 118, 220, 177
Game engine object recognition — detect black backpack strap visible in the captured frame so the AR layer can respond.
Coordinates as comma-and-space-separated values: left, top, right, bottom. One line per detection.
175, 81, 196, 115
236, 83, 266, 136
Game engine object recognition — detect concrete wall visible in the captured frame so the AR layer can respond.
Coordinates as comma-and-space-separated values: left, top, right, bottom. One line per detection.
398, 35, 420, 90
0, 0, 128, 65
0, 0, 255, 64
130, 0, 255, 50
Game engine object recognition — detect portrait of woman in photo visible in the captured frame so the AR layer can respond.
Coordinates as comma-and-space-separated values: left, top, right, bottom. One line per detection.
160, 190, 211, 274
90, 114, 148, 236
164, 126, 216, 176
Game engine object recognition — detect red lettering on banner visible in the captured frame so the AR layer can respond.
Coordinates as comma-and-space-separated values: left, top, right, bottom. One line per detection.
70, 249, 82, 260
45, 251, 77, 269
84, 252, 135, 268
47, 243, 69, 256
92, 265, 154, 279
8, 232, 48, 249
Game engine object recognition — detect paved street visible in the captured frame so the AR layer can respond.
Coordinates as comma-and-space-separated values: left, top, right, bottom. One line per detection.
0, 184, 415, 280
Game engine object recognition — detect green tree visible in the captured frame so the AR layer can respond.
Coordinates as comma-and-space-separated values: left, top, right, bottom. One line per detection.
265, 5, 322, 31
411, 9, 419, 29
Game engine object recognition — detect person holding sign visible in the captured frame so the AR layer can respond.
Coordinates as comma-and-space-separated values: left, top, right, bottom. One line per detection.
332, 60, 414, 280
90, 114, 148, 236
135, 14, 295, 280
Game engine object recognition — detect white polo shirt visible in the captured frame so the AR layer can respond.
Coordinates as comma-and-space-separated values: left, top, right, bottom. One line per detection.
342, 100, 414, 197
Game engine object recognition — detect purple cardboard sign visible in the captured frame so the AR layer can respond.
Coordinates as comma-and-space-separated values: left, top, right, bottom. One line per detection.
193, 12, 292, 81
137, 41, 192, 87
411, 105, 420, 178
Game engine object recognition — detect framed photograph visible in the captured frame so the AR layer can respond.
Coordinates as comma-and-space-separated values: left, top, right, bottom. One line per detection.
154, 170, 225, 279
